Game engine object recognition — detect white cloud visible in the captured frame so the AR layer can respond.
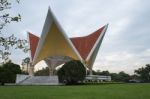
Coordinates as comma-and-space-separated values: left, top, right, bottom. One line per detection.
93, 49, 150, 74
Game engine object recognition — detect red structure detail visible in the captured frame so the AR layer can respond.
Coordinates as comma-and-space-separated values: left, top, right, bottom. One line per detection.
28, 32, 39, 60
29, 26, 105, 60
70, 26, 105, 60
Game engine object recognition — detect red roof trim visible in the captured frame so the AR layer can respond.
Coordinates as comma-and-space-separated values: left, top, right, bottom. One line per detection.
28, 32, 39, 60
29, 26, 105, 60
70, 26, 105, 60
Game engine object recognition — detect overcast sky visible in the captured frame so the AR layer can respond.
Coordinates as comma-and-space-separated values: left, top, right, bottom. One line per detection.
2, 0, 150, 74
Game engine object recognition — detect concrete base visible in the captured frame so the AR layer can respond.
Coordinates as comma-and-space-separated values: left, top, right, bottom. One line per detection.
16, 74, 59, 85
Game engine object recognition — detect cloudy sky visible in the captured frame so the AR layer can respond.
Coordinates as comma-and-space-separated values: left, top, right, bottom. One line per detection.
2, 0, 150, 74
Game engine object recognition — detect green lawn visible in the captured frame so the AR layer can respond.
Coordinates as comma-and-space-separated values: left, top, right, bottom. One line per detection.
0, 83, 150, 99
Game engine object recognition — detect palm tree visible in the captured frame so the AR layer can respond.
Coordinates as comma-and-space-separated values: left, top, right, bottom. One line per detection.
22, 57, 30, 73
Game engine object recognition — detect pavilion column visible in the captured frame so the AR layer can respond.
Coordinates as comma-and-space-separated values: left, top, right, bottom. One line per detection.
50, 60, 59, 76
45, 60, 53, 76
85, 61, 93, 75
82, 61, 88, 75
29, 63, 34, 76
45, 59, 57, 76
45, 56, 73, 76
48, 66, 54, 76
89, 68, 93, 75
86, 63, 93, 75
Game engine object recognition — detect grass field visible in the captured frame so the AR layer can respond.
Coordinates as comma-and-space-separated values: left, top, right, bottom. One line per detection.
0, 83, 150, 99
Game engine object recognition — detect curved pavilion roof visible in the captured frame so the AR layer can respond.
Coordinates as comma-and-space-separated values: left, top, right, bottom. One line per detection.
28, 7, 108, 68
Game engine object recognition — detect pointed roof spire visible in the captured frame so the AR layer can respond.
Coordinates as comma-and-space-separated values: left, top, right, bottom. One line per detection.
28, 32, 39, 60
70, 25, 106, 60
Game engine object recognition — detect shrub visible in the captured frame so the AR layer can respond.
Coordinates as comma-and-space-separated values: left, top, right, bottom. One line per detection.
57, 60, 86, 85
0, 61, 21, 85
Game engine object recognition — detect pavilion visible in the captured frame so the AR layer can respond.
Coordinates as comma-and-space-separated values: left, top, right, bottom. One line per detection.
28, 7, 108, 76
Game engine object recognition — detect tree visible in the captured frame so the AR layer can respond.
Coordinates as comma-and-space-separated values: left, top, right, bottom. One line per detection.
21, 57, 30, 73
0, 61, 21, 85
110, 71, 130, 82
135, 64, 150, 82
0, 0, 29, 63
110, 73, 119, 81
96, 70, 110, 76
34, 67, 50, 76
57, 60, 86, 85
118, 71, 130, 82
0, 0, 21, 31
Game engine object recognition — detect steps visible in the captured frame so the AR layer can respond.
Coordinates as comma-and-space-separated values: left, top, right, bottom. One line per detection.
16, 75, 59, 85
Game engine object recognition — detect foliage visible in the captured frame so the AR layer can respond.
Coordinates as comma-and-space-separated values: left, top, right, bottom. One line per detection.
34, 67, 50, 76
21, 57, 30, 73
89, 70, 131, 82
0, 61, 21, 85
0, 0, 29, 63
57, 60, 86, 84
135, 64, 150, 82
110, 71, 130, 82
93, 70, 110, 76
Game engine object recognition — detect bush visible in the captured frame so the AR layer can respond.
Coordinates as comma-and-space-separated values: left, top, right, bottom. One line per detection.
57, 60, 86, 85
34, 67, 49, 76
110, 71, 130, 82
0, 61, 21, 85
135, 64, 150, 82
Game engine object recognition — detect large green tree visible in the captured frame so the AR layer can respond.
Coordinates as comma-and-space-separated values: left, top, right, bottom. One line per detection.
135, 64, 150, 82
0, 61, 21, 85
57, 60, 86, 85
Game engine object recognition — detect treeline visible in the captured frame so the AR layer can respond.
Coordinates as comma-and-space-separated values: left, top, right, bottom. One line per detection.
92, 64, 150, 83
92, 70, 131, 82
34, 64, 150, 83
0, 60, 150, 85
